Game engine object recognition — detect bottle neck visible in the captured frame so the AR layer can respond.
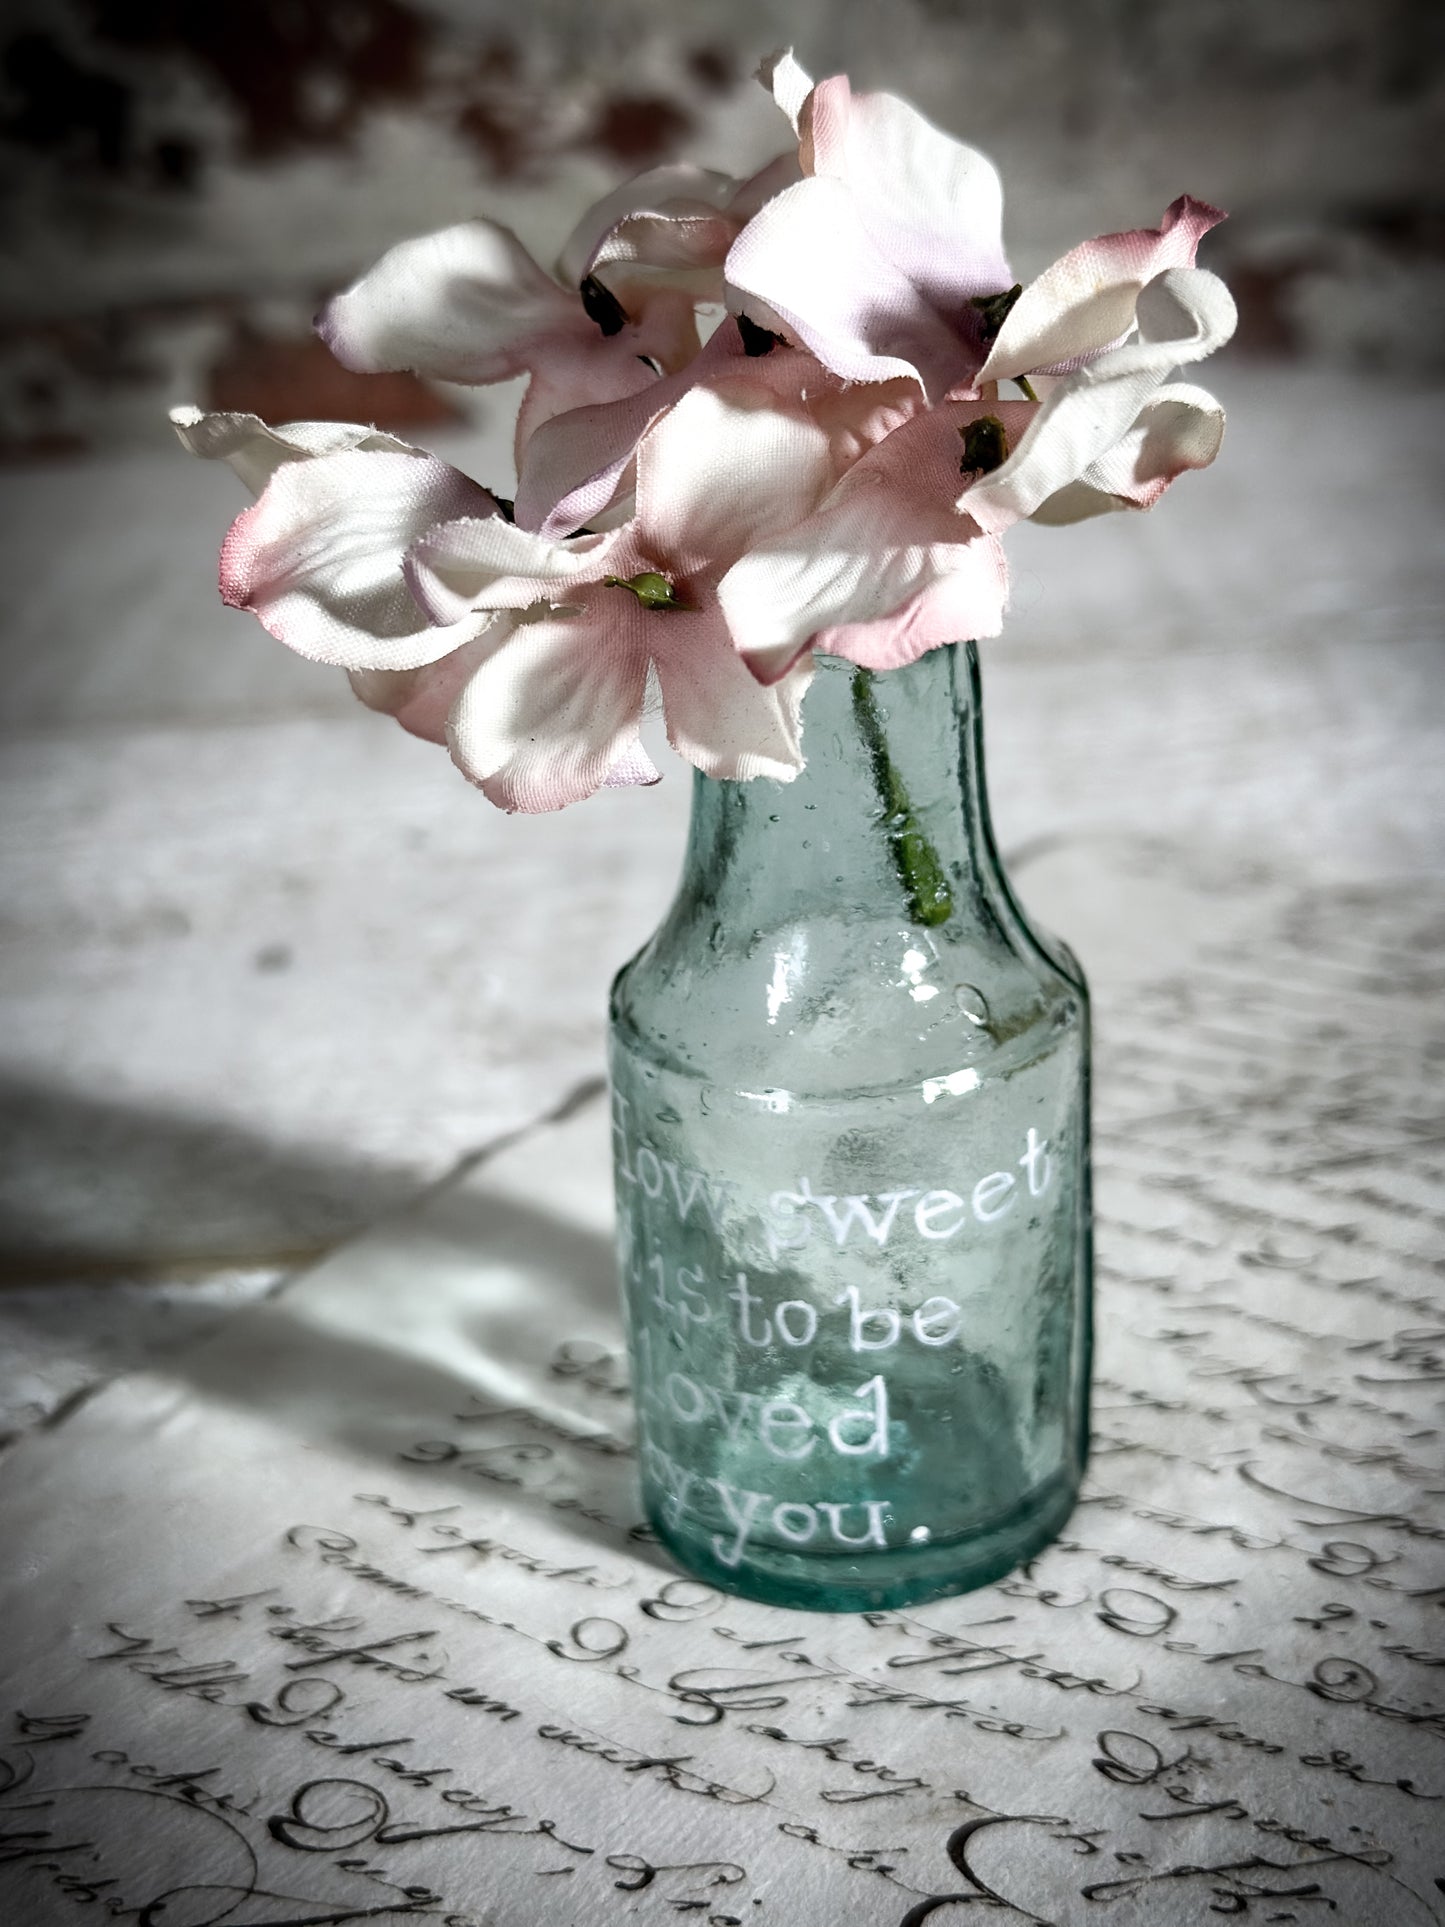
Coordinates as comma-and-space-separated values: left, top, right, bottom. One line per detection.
673, 644, 1007, 936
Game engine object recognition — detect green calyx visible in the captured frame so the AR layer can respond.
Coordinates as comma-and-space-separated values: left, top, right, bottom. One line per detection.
604, 571, 686, 611
959, 414, 1010, 478
970, 282, 1023, 344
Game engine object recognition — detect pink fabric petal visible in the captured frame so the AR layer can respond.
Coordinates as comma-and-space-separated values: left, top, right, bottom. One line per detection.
653, 618, 814, 782
346, 631, 498, 743
802, 76, 1011, 308
633, 376, 837, 575
514, 317, 746, 537
812, 540, 1009, 671
603, 741, 663, 789
976, 194, 1227, 386
170, 406, 414, 497
406, 517, 620, 624
446, 611, 651, 813
718, 401, 1033, 682
220, 449, 502, 669
317, 220, 586, 384
726, 150, 804, 225
726, 175, 971, 397
513, 331, 664, 469
966, 267, 1237, 534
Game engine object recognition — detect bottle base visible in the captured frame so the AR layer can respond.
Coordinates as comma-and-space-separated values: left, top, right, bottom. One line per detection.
645, 1463, 1083, 1613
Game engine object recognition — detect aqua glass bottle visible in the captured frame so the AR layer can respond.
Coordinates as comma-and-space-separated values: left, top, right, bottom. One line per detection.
608, 643, 1091, 1611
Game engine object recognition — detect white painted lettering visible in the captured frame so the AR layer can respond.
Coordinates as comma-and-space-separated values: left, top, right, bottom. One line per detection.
729, 1273, 773, 1346
704, 1385, 759, 1443
646, 1252, 670, 1319
664, 1372, 707, 1423
837, 1284, 900, 1352
662, 1158, 710, 1225
711, 1481, 767, 1567
774, 1299, 818, 1347
1020, 1127, 1052, 1198
972, 1170, 1017, 1222
673, 1263, 710, 1324
765, 1185, 814, 1260
911, 1296, 963, 1346
759, 1399, 816, 1461
914, 1188, 968, 1240
813, 1187, 919, 1248
635, 1145, 664, 1199
817, 1500, 888, 1548
827, 1374, 890, 1459
772, 1502, 819, 1544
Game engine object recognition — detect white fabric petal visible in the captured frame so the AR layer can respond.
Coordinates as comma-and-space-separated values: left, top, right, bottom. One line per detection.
559, 163, 738, 285
220, 449, 502, 669
447, 612, 650, 813
634, 378, 837, 574
406, 517, 619, 624
170, 406, 414, 497
759, 48, 814, 133
975, 195, 1227, 386
1030, 381, 1226, 524
317, 220, 584, 383
965, 268, 1237, 534
654, 626, 813, 781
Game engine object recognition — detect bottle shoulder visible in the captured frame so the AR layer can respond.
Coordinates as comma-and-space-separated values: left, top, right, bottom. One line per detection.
611, 904, 1087, 1094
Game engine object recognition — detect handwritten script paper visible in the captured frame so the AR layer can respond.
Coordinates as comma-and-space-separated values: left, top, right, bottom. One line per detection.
0, 840, 1441, 1925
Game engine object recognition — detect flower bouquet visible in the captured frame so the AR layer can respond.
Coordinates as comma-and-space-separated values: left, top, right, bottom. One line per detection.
178, 52, 1234, 1609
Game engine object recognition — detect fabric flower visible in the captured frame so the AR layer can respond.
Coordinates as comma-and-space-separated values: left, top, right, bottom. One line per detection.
557, 154, 801, 310
719, 267, 1233, 683
725, 55, 1011, 400
728, 54, 1229, 412
718, 399, 1019, 684
513, 316, 925, 541
316, 159, 797, 472
401, 378, 841, 811
172, 404, 503, 673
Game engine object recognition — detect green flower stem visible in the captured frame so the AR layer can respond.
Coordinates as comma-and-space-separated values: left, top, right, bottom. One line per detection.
850, 666, 953, 927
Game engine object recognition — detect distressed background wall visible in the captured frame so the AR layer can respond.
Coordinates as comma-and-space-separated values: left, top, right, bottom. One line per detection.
2, 0, 1443, 452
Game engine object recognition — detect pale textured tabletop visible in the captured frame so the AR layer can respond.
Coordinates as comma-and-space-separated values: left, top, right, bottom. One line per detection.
0, 361, 1442, 1437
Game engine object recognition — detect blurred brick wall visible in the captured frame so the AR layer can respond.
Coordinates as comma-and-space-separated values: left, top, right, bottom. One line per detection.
1, 0, 1441, 453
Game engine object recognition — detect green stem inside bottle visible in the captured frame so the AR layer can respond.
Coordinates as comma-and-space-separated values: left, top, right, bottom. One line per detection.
849, 666, 953, 927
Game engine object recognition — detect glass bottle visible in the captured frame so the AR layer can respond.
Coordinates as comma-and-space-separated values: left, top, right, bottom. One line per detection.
609, 643, 1091, 1610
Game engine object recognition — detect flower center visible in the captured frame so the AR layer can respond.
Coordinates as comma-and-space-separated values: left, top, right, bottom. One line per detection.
959, 415, 1009, 477
603, 571, 687, 611
969, 283, 1023, 346
738, 313, 786, 357
580, 273, 628, 337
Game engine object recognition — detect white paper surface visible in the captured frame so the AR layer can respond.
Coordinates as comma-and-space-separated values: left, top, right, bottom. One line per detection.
0, 838, 1441, 1926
